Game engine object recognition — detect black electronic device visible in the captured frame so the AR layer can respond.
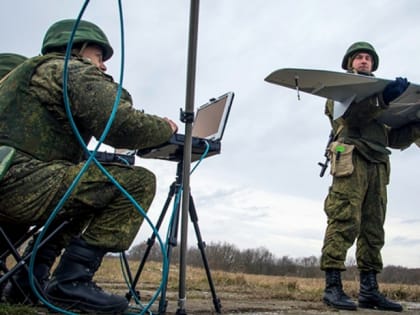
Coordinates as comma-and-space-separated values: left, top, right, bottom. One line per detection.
137, 91, 234, 162
84, 150, 135, 165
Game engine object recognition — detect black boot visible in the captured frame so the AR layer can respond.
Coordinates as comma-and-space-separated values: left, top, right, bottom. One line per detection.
323, 269, 357, 310
3, 236, 60, 304
358, 270, 403, 312
46, 238, 128, 314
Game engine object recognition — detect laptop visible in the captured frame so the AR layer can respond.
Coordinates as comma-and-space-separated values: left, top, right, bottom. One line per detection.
137, 91, 234, 162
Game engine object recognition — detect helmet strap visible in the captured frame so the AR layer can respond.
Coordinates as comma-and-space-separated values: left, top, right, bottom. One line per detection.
78, 42, 89, 57
347, 57, 354, 71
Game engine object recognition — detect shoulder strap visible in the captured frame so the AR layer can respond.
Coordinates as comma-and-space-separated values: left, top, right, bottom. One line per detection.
0, 146, 16, 181
333, 124, 344, 141
0, 71, 12, 85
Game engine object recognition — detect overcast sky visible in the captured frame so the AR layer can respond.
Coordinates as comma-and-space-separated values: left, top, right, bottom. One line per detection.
3, 1, 420, 269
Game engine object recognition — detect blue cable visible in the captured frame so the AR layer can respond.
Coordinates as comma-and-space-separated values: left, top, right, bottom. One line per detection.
28, 1, 169, 314
191, 140, 210, 174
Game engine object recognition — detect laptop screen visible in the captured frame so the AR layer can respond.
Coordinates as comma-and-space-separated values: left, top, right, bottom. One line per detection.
192, 91, 234, 140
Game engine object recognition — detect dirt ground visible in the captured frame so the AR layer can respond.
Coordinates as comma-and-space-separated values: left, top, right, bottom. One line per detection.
139, 299, 420, 315
27, 280, 420, 314
29, 292, 420, 314
164, 300, 420, 315
121, 289, 420, 315
31, 300, 420, 315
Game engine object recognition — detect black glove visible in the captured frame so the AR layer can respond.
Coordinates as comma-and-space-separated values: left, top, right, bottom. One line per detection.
382, 77, 409, 105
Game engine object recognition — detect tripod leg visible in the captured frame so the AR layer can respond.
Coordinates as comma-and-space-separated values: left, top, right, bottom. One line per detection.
120, 252, 138, 301
158, 192, 182, 315
125, 181, 178, 303
188, 194, 222, 313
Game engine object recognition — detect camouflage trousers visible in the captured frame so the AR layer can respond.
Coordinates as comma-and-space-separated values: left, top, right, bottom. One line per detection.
320, 150, 389, 272
0, 151, 156, 252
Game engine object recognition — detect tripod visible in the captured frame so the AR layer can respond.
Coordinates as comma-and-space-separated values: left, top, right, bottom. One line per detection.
123, 159, 221, 314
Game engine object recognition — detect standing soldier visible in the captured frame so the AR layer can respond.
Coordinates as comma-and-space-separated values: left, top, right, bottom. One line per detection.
0, 19, 177, 313
321, 41, 420, 312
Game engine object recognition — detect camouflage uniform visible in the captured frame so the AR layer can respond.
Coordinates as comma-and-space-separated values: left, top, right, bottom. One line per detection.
320, 42, 409, 312
0, 54, 173, 251
321, 97, 420, 271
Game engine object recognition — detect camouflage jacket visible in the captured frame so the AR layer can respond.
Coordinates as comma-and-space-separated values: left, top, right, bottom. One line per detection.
325, 97, 420, 163
0, 53, 173, 163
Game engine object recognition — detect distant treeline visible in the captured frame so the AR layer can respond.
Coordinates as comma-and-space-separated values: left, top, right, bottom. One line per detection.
126, 241, 420, 285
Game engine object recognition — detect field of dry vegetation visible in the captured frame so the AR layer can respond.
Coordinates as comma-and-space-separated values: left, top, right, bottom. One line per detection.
2, 256, 420, 315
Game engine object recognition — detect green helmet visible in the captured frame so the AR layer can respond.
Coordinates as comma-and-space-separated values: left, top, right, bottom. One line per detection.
0, 53, 28, 79
41, 19, 113, 61
341, 41, 379, 72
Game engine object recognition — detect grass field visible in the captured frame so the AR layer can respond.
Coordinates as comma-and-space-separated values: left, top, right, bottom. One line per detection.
2, 256, 420, 314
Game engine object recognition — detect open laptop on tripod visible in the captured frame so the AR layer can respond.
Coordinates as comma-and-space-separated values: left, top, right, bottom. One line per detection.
137, 91, 234, 162
123, 92, 234, 313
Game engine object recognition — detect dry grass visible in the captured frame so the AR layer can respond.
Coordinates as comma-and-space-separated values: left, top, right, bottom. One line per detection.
2, 256, 420, 314
97, 256, 420, 303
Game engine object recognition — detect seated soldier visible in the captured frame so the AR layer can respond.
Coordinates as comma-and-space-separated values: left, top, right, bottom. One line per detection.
0, 19, 177, 314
